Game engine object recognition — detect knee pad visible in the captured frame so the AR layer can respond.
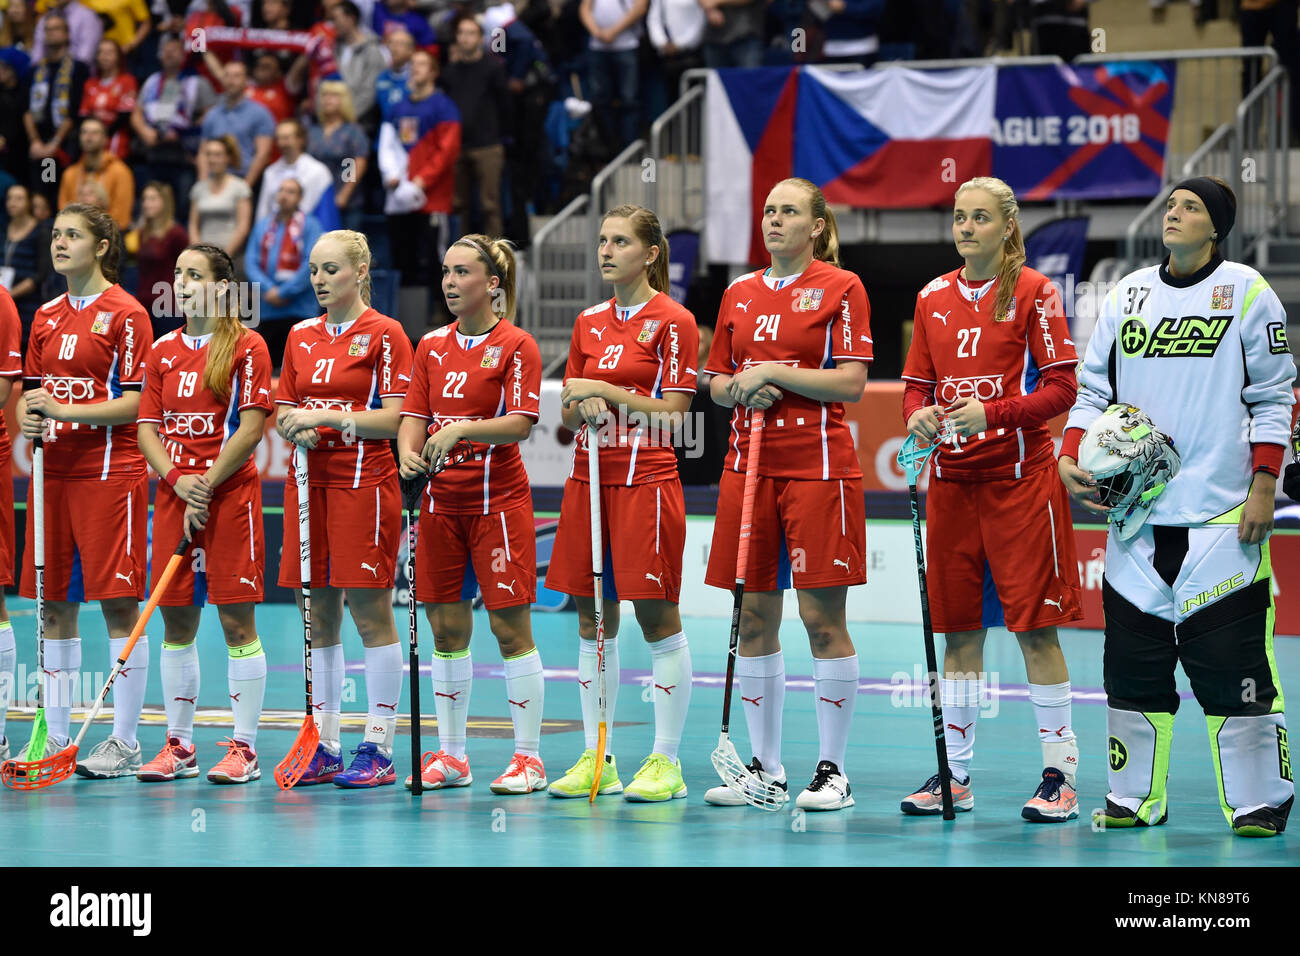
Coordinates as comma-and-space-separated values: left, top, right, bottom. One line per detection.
1102, 581, 1180, 714
1177, 580, 1279, 717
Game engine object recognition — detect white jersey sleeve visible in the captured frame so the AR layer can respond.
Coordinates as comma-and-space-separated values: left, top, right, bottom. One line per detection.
1239, 275, 1296, 448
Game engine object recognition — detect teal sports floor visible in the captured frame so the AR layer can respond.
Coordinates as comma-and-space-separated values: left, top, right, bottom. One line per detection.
1, 600, 1295, 867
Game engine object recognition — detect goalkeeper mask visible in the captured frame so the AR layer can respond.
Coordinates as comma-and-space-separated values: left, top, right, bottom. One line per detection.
1078, 403, 1181, 541
1284, 419, 1300, 502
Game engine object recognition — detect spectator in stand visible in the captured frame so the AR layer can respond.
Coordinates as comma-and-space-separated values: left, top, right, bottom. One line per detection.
130, 180, 189, 319
1, 0, 37, 48
256, 117, 339, 229
80, 39, 138, 160
375, 25, 412, 121
57, 117, 134, 227
647, 0, 704, 105
2, 183, 52, 347
700, 0, 764, 68
80, 0, 150, 60
329, 0, 385, 131
377, 48, 458, 309
183, 0, 242, 86
31, 0, 102, 65
24, 12, 88, 199
820, 0, 884, 66
0, 53, 32, 185
443, 13, 508, 239
372, 0, 435, 49
1028, 0, 1092, 60
75, 177, 111, 209
249, 51, 297, 122
199, 57, 275, 185
1240, 0, 1300, 139
189, 135, 253, 264
253, 0, 298, 75
30, 190, 50, 220
246, 176, 322, 363
579, 0, 646, 148
518, 0, 585, 90
132, 33, 217, 225
306, 80, 368, 233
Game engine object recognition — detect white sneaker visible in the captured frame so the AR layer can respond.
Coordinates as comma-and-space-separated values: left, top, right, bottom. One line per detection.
75, 736, 143, 779
489, 753, 547, 794
795, 760, 854, 811
705, 756, 790, 806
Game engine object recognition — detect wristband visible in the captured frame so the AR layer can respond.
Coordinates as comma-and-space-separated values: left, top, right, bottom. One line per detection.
165, 468, 181, 488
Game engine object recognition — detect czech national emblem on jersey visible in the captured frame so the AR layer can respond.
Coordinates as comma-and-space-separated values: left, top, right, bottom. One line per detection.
481, 345, 503, 368
91, 311, 113, 334
348, 333, 371, 356
793, 288, 824, 312
1211, 284, 1234, 310
637, 319, 661, 343
996, 296, 1017, 322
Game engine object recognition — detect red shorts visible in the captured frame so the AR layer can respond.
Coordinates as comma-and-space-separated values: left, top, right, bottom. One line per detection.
705, 471, 866, 592
152, 473, 265, 606
278, 478, 401, 589
0, 450, 13, 587
925, 462, 1082, 633
547, 477, 685, 602
416, 500, 537, 609
20, 474, 148, 602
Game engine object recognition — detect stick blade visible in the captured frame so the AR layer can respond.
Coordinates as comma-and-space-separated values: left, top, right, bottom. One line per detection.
273, 717, 321, 790
589, 723, 607, 803
710, 733, 785, 812
24, 712, 49, 764
0, 743, 78, 791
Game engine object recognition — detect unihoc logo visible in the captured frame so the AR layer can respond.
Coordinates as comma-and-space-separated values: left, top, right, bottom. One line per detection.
1034, 297, 1057, 360
668, 324, 680, 383
936, 374, 1004, 405
511, 351, 522, 409
162, 412, 217, 437
50, 886, 151, 936
381, 334, 393, 393
43, 376, 96, 402
840, 294, 852, 352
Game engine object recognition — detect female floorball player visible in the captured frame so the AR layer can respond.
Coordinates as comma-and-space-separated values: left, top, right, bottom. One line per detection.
546, 204, 699, 802
899, 176, 1084, 822
0, 287, 22, 764
18, 204, 151, 778
134, 243, 274, 784
398, 234, 547, 795
1061, 176, 1295, 837
274, 230, 414, 788
702, 178, 872, 811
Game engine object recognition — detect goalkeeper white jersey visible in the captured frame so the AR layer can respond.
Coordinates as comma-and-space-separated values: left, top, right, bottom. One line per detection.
1066, 254, 1296, 525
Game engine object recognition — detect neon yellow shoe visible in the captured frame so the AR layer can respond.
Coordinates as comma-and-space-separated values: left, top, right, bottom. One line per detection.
548, 748, 622, 798
624, 753, 687, 802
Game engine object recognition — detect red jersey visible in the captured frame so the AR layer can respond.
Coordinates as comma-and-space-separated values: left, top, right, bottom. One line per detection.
79, 73, 139, 159
705, 259, 873, 480
248, 82, 296, 124
400, 320, 541, 515
24, 286, 150, 480
138, 328, 274, 483
564, 292, 699, 486
275, 309, 414, 488
901, 265, 1078, 481
0, 287, 21, 460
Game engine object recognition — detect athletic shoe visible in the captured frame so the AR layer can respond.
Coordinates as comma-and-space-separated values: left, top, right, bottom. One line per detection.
548, 748, 622, 798
207, 738, 260, 784
796, 760, 854, 811
490, 753, 547, 794
137, 737, 200, 782
704, 757, 789, 807
295, 742, 344, 786
1021, 768, 1079, 822
405, 750, 473, 790
624, 753, 687, 802
74, 736, 143, 779
1231, 796, 1293, 838
1091, 796, 1168, 829
333, 742, 396, 788
900, 772, 974, 815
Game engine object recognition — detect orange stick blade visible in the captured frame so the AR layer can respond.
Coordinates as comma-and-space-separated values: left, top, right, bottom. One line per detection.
0, 743, 79, 791
589, 723, 607, 803
274, 716, 321, 790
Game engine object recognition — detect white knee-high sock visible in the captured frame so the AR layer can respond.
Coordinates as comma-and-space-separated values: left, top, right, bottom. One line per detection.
432, 648, 472, 759
362, 642, 403, 754
813, 654, 859, 773
578, 635, 619, 754
503, 647, 544, 758
941, 678, 983, 783
0, 620, 15, 743
649, 631, 691, 762
736, 651, 784, 774
313, 641, 345, 750
162, 641, 200, 748
1030, 680, 1078, 785
44, 637, 80, 746
228, 639, 266, 750
108, 635, 149, 748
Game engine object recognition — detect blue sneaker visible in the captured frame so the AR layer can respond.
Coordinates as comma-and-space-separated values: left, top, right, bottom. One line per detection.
332, 742, 396, 788
296, 743, 344, 786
